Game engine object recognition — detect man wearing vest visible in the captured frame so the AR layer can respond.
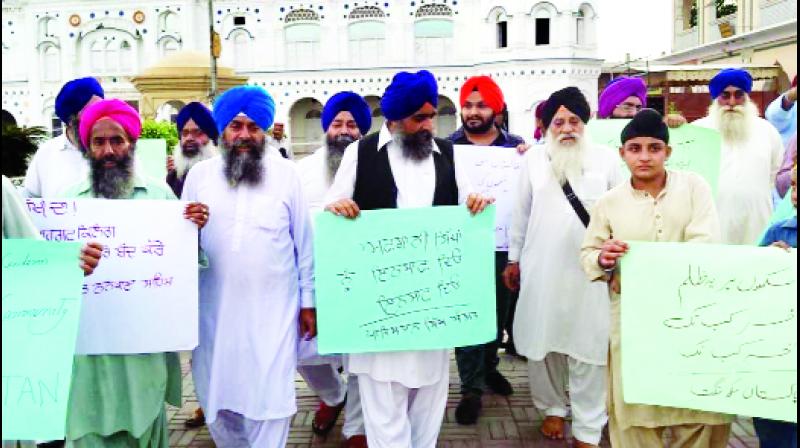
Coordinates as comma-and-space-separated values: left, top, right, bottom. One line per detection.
324, 70, 494, 447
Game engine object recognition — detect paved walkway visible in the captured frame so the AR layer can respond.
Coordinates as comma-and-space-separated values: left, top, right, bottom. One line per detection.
167, 352, 759, 447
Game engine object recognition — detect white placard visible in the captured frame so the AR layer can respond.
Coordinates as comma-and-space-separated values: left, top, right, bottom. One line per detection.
25, 198, 198, 355
454, 145, 522, 251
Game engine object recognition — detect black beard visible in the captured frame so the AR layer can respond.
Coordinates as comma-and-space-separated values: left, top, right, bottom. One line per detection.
222, 138, 265, 186
90, 152, 135, 199
325, 134, 353, 179
399, 130, 434, 161
181, 141, 200, 157
462, 115, 496, 134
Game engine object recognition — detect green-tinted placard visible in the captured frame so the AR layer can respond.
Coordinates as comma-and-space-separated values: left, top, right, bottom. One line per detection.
135, 139, 168, 181
621, 242, 797, 422
588, 120, 722, 195
2, 239, 84, 440
314, 206, 497, 354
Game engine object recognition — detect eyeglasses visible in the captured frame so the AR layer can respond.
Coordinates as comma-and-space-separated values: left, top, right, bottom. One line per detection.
719, 90, 746, 100
615, 102, 643, 113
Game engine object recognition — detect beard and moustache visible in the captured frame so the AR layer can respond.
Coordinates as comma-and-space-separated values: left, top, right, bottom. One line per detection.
221, 138, 266, 186
325, 134, 355, 179
174, 140, 218, 178
462, 113, 496, 135
709, 98, 759, 143
392, 129, 435, 161
546, 132, 587, 186
90, 150, 135, 199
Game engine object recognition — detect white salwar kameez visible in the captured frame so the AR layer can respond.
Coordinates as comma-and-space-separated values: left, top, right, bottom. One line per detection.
296, 145, 365, 438
23, 134, 88, 198
324, 125, 474, 447
508, 145, 622, 444
182, 153, 314, 447
693, 115, 784, 244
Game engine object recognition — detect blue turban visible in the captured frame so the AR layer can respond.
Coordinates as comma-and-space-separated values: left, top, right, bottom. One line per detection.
176, 102, 219, 141
380, 70, 439, 121
55, 77, 105, 124
709, 68, 753, 99
322, 92, 372, 135
212, 86, 276, 135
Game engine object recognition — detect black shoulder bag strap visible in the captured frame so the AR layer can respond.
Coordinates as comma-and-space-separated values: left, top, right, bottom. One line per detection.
561, 180, 591, 228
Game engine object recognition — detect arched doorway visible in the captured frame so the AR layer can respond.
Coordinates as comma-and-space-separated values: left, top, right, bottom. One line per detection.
155, 100, 186, 123
289, 97, 324, 156
437, 95, 457, 137
363, 95, 384, 134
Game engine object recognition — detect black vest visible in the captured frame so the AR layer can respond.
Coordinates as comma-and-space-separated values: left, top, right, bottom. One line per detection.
352, 132, 459, 210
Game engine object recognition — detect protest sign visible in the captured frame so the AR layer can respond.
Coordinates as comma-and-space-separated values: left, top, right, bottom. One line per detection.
587, 120, 722, 194
135, 139, 168, 181
315, 206, 497, 354
2, 240, 83, 440
454, 145, 522, 251
26, 199, 198, 355
621, 242, 797, 422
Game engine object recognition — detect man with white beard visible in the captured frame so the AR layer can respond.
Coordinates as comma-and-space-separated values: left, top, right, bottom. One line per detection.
693, 68, 784, 244
296, 91, 370, 447
503, 87, 622, 448
167, 102, 219, 198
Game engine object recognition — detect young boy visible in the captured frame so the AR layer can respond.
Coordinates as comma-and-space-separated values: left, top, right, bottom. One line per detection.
580, 109, 734, 447
753, 164, 797, 448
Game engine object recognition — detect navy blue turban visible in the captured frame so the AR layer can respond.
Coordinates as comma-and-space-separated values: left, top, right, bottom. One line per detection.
213, 86, 276, 135
709, 68, 753, 99
176, 102, 218, 141
380, 70, 439, 121
322, 92, 372, 135
55, 77, 105, 124
621, 109, 669, 145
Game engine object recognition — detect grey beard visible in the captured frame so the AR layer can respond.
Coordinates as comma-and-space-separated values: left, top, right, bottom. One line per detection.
325, 134, 353, 180
393, 130, 434, 161
175, 141, 217, 178
221, 139, 265, 186
90, 152, 135, 199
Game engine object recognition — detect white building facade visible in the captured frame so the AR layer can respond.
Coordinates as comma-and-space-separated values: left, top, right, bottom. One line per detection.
2, 0, 602, 152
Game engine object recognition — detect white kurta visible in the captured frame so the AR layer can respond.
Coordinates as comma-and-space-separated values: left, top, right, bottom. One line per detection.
508, 145, 622, 366
182, 153, 315, 425
296, 146, 331, 215
693, 115, 784, 245
324, 124, 473, 388
23, 134, 89, 198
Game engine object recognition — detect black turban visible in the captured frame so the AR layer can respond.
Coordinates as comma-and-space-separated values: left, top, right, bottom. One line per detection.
541, 87, 591, 129
621, 109, 669, 145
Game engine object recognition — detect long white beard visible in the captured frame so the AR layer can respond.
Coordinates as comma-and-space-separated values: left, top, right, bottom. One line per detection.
546, 133, 587, 185
708, 99, 759, 144
174, 141, 218, 178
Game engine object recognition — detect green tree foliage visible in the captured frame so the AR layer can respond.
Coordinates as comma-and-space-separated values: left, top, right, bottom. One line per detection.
141, 119, 179, 154
1, 123, 48, 177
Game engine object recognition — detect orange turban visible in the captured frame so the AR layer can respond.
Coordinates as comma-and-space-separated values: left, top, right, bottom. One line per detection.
460, 76, 505, 115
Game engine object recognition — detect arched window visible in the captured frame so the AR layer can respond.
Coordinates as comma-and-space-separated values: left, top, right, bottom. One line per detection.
160, 37, 180, 57
349, 6, 386, 20
230, 30, 251, 71
119, 40, 133, 72
90, 40, 104, 72
414, 5, 454, 65
532, 2, 557, 46
159, 11, 178, 34
348, 20, 386, 66
490, 8, 509, 49
285, 17, 321, 69
41, 45, 60, 81
575, 4, 596, 46
38, 17, 55, 41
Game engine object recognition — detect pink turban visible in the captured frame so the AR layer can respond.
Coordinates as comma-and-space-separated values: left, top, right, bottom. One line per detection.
79, 99, 142, 148
597, 77, 648, 118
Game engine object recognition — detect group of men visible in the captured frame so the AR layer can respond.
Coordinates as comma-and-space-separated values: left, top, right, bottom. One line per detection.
4, 63, 795, 448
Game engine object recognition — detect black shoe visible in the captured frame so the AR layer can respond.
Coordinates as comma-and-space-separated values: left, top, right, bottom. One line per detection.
37, 443, 65, 448
455, 393, 483, 425
486, 370, 514, 396
504, 342, 527, 360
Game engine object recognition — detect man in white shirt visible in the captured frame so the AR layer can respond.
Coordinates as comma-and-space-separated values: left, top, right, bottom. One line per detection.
182, 86, 316, 447
692, 68, 785, 245
296, 91, 372, 447
324, 70, 493, 448
23, 77, 104, 198
503, 87, 622, 447
267, 121, 294, 160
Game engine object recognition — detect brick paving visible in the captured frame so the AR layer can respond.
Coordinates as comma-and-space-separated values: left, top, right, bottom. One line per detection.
167, 352, 759, 447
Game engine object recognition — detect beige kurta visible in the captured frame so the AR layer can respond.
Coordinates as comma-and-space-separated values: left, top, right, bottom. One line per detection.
580, 170, 734, 430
